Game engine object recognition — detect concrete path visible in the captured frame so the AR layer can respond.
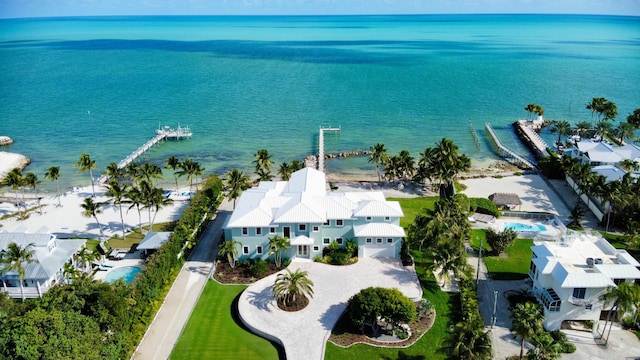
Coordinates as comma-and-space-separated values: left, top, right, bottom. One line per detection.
132, 200, 232, 360
238, 258, 423, 360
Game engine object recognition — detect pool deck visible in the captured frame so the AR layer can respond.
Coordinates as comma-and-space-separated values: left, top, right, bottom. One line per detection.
93, 250, 145, 282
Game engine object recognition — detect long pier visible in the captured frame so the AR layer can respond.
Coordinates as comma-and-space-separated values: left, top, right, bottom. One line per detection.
485, 123, 537, 169
318, 126, 341, 173
513, 120, 549, 158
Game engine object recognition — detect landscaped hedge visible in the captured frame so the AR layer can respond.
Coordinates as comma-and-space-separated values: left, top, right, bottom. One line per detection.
469, 198, 500, 217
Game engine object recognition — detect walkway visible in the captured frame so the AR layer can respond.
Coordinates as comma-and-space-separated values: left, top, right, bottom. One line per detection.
132, 200, 232, 360
238, 258, 423, 360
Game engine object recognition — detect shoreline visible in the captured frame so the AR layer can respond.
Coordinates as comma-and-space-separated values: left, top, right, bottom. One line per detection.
0, 151, 30, 183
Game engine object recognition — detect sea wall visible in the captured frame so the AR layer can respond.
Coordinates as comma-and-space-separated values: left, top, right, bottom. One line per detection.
0, 151, 31, 182
304, 150, 371, 168
513, 120, 549, 159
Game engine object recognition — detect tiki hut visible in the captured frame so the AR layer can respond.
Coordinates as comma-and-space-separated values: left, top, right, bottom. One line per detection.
489, 192, 522, 210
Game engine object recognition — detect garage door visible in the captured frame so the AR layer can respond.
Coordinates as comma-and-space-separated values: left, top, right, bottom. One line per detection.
363, 245, 396, 258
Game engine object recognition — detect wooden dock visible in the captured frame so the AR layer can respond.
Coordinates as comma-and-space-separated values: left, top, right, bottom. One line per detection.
98, 126, 191, 184
513, 120, 549, 159
318, 126, 341, 172
485, 123, 537, 169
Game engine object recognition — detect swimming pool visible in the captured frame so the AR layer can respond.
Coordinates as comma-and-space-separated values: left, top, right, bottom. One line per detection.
105, 266, 142, 284
504, 222, 547, 232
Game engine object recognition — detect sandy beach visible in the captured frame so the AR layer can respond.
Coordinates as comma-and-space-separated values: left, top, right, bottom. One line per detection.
0, 151, 30, 183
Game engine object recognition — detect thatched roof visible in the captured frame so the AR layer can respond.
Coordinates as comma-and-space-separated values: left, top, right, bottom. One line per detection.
489, 193, 522, 206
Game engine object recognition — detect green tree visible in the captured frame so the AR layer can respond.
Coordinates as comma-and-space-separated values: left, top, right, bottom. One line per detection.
369, 143, 389, 182
573, 121, 592, 138
224, 168, 251, 209
106, 179, 129, 239
550, 120, 571, 151
81, 197, 106, 241
272, 268, 314, 307
164, 155, 182, 193
614, 122, 637, 143
347, 287, 415, 336
218, 239, 242, 269
419, 138, 471, 198
486, 228, 518, 256
511, 302, 544, 359
253, 149, 273, 175
176, 158, 203, 194
74, 153, 97, 197
445, 314, 492, 360
397, 149, 415, 181
524, 103, 536, 120
1, 167, 23, 210
619, 159, 640, 172
599, 282, 640, 344
126, 185, 145, 235
255, 167, 274, 182
139, 162, 163, 186
104, 162, 123, 183
44, 166, 62, 207
277, 161, 293, 181
0, 242, 38, 301
586, 97, 606, 125
75, 246, 101, 272
567, 203, 586, 229
429, 240, 468, 286
145, 184, 172, 231
627, 108, 640, 128
268, 234, 290, 268
526, 331, 562, 360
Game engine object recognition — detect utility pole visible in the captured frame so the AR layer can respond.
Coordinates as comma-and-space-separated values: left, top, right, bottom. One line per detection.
491, 290, 498, 329
476, 237, 482, 289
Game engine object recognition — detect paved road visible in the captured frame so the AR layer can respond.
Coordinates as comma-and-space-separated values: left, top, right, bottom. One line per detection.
132, 200, 232, 360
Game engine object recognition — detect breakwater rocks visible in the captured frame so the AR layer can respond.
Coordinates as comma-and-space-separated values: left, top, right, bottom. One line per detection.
304, 150, 371, 167
0, 151, 31, 182
0, 136, 13, 146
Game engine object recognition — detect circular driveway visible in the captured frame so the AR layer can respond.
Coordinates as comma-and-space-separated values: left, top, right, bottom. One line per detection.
237, 258, 423, 360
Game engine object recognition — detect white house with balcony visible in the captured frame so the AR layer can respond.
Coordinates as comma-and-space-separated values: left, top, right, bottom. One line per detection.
0, 232, 86, 299
223, 167, 405, 261
529, 231, 640, 331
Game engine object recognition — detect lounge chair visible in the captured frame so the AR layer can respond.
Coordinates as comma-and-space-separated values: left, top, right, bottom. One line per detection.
97, 265, 110, 271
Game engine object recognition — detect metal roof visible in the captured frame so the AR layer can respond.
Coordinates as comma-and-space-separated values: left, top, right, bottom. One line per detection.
353, 223, 406, 237
138, 232, 172, 250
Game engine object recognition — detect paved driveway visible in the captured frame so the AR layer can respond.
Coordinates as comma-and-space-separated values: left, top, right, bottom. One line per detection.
237, 258, 423, 360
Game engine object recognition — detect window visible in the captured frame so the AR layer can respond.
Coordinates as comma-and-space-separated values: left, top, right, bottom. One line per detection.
299, 224, 306, 231
256, 246, 263, 255
324, 219, 330, 226
242, 246, 249, 255
312, 226, 319, 232
242, 227, 248, 235
572, 288, 586, 299
269, 227, 276, 234
366, 216, 372, 221
313, 246, 319, 252
323, 238, 330, 245
541, 288, 561, 312
366, 238, 372, 244
384, 216, 390, 221
336, 219, 344, 226
336, 238, 343, 245
256, 227, 262, 235
387, 238, 393, 244
376, 238, 383, 244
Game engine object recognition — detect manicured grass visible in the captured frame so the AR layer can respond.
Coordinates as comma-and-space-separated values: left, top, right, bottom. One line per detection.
388, 196, 438, 229
482, 239, 534, 280
324, 251, 455, 360
106, 222, 174, 250
171, 281, 280, 360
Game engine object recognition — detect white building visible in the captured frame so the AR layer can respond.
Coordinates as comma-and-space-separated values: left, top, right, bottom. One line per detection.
0, 232, 86, 299
529, 231, 640, 330
223, 167, 405, 261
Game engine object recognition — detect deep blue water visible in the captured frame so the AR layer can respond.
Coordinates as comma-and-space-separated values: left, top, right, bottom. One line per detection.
1, 15, 638, 191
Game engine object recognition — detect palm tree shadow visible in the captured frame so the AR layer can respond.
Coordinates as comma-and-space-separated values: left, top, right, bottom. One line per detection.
244, 284, 274, 311
231, 292, 286, 360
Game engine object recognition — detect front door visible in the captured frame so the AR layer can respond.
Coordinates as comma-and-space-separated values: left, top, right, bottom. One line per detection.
297, 245, 308, 257
283, 226, 291, 238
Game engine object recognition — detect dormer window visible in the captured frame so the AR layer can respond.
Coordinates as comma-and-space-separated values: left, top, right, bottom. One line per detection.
366, 216, 372, 221
336, 219, 344, 227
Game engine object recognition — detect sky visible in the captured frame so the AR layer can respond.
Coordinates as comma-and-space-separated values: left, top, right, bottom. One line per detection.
0, 0, 639, 18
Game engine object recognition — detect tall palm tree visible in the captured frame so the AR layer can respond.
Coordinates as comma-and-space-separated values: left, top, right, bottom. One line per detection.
74, 153, 97, 197
526, 332, 562, 360
126, 186, 145, 235
272, 268, 314, 307
75, 247, 100, 272
627, 108, 640, 129
125, 162, 141, 182
44, 166, 62, 207
369, 143, 389, 182
586, 97, 606, 125
614, 122, 636, 143
1, 167, 23, 208
80, 197, 106, 241
445, 315, 492, 360
139, 162, 163, 186
290, 159, 304, 172
23, 172, 41, 214
218, 239, 242, 269
177, 158, 202, 194
550, 120, 571, 151
524, 103, 536, 120
164, 155, 181, 193
421, 138, 471, 198
573, 121, 592, 138
104, 162, 123, 183
0, 242, 38, 301
599, 282, 640, 345
268, 234, 290, 268
619, 159, 640, 172
224, 168, 251, 209
602, 100, 618, 121
397, 149, 414, 181
510, 302, 543, 359
106, 179, 129, 239
253, 149, 273, 175
277, 162, 293, 181
429, 240, 467, 286
145, 185, 172, 231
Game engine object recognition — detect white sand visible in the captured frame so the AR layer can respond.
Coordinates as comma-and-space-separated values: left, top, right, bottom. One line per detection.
0, 186, 189, 240
0, 151, 30, 182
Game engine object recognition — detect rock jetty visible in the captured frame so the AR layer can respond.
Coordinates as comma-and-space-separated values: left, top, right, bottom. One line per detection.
0, 151, 30, 182
304, 150, 371, 168
0, 136, 13, 146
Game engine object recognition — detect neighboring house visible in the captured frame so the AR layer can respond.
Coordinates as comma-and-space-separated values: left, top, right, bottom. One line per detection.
0, 232, 86, 299
529, 231, 640, 331
570, 140, 640, 170
137, 231, 172, 256
223, 167, 405, 261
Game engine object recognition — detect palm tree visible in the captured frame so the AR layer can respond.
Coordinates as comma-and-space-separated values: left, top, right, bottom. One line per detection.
383, 155, 401, 184
421, 138, 471, 198
81, 197, 106, 241
1, 167, 23, 208
126, 186, 145, 234
429, 240, 467, 286
224, 168, 251, 209
74, 153, 97, 197
255, 167, 273, 182
75, 247, 100, 272
0, 242, 38, 301
524, 103, 536, 120
253, 149, 273, 175
164, 155, 181, 193
145, 185, 172, 231
599, 282, 640, 345
218, 240, 242, 269
627, 108, 640, 129
177, 158, 202, 194
573, 121, 592, 138
104, 162, 123, 183
369, 143, 389, 182
125, 162, 141, 182
594, 119, 613, 141
550, 120, 571, 151
602, 100, 618, 121
44, 166, 62, 207
534, 104, 544, 119
106, 180, 128, 239
510, 302, 543, 359
446, 315, 492, 360
139, 162, 163, 186
277, 162, 293, 181
290, 159, 304, 172
268, 234, 290, 268
272, 268, 314, 307
614, 122, 636, 143
601, 179, 626, 233
526, 332, 562, 360
586, 97, 606, 125
619, 159, 640, 172
397, 149, 414, 181
62, 261, 79, 283
23, 172, 41, 214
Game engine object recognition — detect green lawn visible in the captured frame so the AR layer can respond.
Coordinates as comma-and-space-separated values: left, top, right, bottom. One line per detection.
324, 251, 455, 360
171, 281, 280, 360
388, 197, 438, 229
476, 237, 533, 280
106, 222, 174, 250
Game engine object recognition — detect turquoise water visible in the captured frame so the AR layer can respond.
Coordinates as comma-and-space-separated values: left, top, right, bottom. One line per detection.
1, 15, 638, 192
105, 266, 142, 284
505, 222, 547, 232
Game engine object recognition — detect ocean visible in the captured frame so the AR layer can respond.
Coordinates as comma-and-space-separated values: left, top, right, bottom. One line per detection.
1, 14, 638, 192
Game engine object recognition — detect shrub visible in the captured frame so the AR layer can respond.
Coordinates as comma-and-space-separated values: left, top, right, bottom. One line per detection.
347, 287, 416, 335
248, 258, 267, 277
416, 299, 432, 318
469, 198, 500, 217
486, 227, 518, 256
